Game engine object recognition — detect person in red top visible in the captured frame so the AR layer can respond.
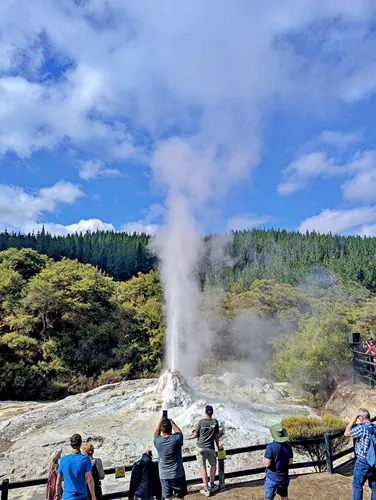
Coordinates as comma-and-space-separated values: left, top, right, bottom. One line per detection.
366, 342, 376, 372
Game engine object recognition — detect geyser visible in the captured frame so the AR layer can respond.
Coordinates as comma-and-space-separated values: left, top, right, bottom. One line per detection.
156, 369, 193, 408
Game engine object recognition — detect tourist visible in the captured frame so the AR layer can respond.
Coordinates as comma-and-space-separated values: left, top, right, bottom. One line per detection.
193, 405, 222, 496
366, 342, 376, 372
363, 337, 374, 349
46, 449, 62, 500
129, 448, 162, 500
263, 423, 293, 500
56, 434, 96, 500
82, 443, 105, 500
153, 417, 187, 500
344, 408, 376, 500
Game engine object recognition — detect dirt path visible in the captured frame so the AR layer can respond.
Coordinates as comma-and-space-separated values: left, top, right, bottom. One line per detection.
187, 472, 368, 500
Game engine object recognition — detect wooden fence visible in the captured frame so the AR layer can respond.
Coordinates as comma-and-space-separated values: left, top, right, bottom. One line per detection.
351, 348, 376, 387
0, 428, 361, 500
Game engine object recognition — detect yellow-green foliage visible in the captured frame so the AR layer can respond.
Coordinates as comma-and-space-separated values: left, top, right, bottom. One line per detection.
282, 414, 346, 440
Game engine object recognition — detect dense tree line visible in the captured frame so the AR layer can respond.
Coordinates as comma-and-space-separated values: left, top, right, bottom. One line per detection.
1, 229, 376, 290
0, 229, 155, 281
0, 248, 164, 400
2, 227, 376, 404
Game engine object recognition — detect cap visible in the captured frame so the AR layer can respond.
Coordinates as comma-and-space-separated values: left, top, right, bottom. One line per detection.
205, 405, 214, 414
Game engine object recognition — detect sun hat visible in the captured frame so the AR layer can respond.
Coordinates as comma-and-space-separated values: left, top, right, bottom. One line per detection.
270, 423, 289, 443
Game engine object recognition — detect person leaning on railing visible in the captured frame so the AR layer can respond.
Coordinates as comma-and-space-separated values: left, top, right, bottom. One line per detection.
366, 342, 376, 372
344, 408, 376, 500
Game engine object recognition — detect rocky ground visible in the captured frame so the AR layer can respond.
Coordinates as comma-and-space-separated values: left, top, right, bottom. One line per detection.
0, 371, 316, 500
326, 379, 376, 418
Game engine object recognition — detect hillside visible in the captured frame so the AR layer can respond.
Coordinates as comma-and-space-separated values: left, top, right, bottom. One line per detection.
2, 228, 376, 403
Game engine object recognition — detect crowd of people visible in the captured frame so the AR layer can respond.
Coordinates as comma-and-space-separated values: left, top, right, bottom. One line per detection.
47, 405, 376, 500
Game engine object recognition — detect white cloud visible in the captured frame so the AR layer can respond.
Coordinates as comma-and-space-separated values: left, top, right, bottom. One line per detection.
227, 213, 273, 231
121, 222, 158, 235
79, 159, 122, 181
318, 130, 362, 150
122, 203, 164, 234
341, 151, 376, 202
23, 219, 115, 236
0, 181, 83, 232
277, 152, 343, 195
299, 206, 376, 234
0, 0, 375, 168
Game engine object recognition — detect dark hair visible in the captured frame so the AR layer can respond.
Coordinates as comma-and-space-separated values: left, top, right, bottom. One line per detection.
161, 418, 172, 434
70, 433, 82, 449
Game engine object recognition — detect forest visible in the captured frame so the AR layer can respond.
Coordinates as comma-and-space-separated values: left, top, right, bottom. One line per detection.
1, 228, 376, 405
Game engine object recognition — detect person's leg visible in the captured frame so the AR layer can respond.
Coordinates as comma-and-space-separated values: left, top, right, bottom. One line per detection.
367, 465, 376, 500
208, 451, 217, 487
160, 479, 173, 500
200, 464, 209, 487
264, 477, 277, 500
198, 450, 209, 487
352, 459, 369, 500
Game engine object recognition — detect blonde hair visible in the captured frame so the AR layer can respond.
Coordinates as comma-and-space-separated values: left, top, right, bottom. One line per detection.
82, 443, 95, 457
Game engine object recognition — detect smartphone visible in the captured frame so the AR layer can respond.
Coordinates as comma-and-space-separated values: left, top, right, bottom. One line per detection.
163, 410, 168, 419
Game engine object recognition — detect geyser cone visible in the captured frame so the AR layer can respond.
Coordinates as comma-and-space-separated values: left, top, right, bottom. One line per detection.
156, 369, 193, 408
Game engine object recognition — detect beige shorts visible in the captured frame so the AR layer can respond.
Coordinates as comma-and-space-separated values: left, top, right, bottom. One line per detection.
197, 448, 217, 467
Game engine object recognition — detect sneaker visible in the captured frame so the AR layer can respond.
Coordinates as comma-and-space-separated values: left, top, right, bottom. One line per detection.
200, 487, 211, 497
209, 483, 218, 492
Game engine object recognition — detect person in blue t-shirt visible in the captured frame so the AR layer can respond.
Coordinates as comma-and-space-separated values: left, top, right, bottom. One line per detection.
263, 423, 293, 500
56, 434, 97, 500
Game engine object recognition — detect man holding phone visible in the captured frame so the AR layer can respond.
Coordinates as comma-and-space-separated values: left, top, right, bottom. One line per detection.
344, 408, 376, 500
154, 414, 187, 500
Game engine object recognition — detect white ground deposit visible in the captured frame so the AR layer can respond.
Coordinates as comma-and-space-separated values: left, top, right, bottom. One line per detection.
0, 371, 316, 500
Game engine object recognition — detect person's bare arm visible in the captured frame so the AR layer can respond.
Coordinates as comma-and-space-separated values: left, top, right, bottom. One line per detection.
193, 431, 198, 438
86, 471, 97, 500
215, 434, 222, 450
55, 473, 63, 500
263, 458, 272, 468
344, 414, 359, 438
171, 419, 182, 434
154, 418, 163, 437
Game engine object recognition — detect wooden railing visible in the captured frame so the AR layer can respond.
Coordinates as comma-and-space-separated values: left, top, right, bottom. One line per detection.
0, 429, 359, 500
351, 348, 376, 388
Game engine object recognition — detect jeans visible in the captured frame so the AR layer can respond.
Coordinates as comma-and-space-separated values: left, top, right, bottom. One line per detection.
353, 458, 376, 500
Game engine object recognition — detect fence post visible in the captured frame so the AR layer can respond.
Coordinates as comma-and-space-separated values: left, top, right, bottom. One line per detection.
1, 479, 9, 500
324, 434, 333, 474
218, 456, 225, 490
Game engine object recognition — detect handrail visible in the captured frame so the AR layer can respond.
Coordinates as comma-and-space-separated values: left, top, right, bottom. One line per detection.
1, 436, 327, 492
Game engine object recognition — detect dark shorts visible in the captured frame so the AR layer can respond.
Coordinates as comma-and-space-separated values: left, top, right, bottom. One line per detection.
160, 476, 187, 499
264, 477, 289, 499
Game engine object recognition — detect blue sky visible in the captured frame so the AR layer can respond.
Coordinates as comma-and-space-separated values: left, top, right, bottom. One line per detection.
1, 0, 376, 236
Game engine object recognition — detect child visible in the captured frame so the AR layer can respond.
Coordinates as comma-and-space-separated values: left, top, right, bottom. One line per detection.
46, 449, 62, 500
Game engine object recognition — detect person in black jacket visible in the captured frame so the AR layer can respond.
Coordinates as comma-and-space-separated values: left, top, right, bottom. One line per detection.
129, 449, 162, 500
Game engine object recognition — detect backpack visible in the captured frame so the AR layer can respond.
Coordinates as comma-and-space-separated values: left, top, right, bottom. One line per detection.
366, 425, 376, 467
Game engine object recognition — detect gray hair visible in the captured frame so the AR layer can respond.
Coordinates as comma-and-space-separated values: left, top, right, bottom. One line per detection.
358, 408, 371, 419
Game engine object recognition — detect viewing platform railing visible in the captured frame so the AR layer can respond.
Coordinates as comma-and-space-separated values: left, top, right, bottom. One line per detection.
2, 422, 368, 500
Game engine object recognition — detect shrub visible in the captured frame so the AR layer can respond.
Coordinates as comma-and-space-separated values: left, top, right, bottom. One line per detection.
282, 414, 346, 472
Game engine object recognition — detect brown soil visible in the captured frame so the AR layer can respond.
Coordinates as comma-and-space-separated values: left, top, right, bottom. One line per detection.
326, 380, 376, 418
187, 472, 364, 500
